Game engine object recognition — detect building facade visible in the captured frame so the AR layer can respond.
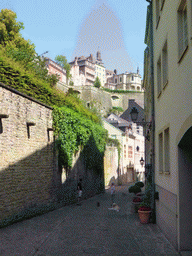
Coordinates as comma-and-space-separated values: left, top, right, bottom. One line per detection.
105, 69, 143, 92
69, 57, 86, 86
95, 50, 106, 87
104, 114, 145, 183
69, 54, 95, 86
45, 57, 67, 84
144, 0, 192, 252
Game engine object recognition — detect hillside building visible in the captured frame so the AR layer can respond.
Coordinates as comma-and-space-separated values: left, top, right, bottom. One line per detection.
69, 54, 95, 86
45, 57, 67, 84
95, 50, 106, 87
105, 68, 143, 92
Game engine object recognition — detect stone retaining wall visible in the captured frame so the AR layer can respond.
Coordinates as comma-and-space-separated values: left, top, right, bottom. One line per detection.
0, 83, 59, 226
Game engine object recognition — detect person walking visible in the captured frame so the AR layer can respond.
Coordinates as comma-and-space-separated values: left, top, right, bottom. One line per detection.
110, 182, 115, 205
77, 178, 83, 205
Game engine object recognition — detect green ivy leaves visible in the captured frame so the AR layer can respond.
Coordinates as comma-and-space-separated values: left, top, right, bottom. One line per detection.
53, 106, 107, 172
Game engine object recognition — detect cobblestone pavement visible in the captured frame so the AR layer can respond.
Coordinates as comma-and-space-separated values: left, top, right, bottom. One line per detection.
0, 185, 180, 256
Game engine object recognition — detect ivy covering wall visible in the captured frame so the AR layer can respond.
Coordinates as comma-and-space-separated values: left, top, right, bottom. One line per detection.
0, 46, 107, 175
53, 106, 107, 174
0, 46, 100, 123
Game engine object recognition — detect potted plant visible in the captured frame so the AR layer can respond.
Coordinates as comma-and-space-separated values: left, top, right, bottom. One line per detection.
135, 181, 144, 188
138, 201, 151, 224
128, 184, 141, 195
132, 197, 142, 212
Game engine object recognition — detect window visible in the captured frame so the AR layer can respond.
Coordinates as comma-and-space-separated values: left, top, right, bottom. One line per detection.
124, 145, 126, 158
128, 146, 133, 158
160, 0, 165, 10
178, 0, 188, 61
120, 77, 122, 82
164, 128, 170, 173
157, 56, 162, 95
115, 78, 117, 83
158, 133, 163, 173
137, 125, 140, 134
131, 75, 134, 81
162, 40, 168, 87
156, 0, 160, 27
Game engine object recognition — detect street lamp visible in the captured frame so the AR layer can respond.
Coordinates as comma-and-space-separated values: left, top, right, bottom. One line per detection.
130, 107, 138, 122
140, 157, 145, 167
40, 51, 49, 56
130, 107, 152, 127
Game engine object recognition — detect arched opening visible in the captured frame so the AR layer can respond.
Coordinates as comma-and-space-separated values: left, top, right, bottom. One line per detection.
72, 90, 81, 95
178, 126, 192, 251
111, 95, 119, 100
111, 95, 120, 108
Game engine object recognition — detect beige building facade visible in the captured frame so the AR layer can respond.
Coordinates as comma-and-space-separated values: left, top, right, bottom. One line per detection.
103, 116, 145, 185
105, 69, 143, 92
95, 64, 106, 87
69, 55, 95, 86
144, 0, 192, 252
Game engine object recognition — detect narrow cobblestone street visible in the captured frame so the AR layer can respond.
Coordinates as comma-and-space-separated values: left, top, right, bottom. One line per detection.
0, 185, 180, 256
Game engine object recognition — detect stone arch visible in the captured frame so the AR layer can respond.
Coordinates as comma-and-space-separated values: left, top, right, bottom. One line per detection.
72, 90, 81, 95
111, 95, 119, 100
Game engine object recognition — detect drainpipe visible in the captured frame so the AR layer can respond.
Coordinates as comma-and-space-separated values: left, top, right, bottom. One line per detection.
146, 0, 155, 223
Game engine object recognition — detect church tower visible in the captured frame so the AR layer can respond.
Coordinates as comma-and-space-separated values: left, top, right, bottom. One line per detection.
96, 50, 102, 63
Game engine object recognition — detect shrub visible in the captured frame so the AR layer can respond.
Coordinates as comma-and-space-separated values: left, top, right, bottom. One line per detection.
128, 185, 141, 194
135, 181, 144, 188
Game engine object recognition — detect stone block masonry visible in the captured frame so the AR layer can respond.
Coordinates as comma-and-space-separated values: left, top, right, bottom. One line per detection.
0, 83, 59, 227
0, 82, 106, 227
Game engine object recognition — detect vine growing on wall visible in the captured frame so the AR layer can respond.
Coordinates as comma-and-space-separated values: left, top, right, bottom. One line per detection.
102, 88, 142, 93
53, 106, 108, 175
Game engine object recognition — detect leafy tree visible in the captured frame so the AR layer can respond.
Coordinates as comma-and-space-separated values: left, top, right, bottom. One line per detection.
55, 55, 71, 81
0, 9, 59, 87
69, 80, 74, 86
0, 9, 36, 67
0, 9, 24, 45
94, 76, 101, 88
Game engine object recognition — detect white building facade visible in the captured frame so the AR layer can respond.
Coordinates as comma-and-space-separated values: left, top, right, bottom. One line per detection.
144, 0, 192, 252
105, 69, 143, 92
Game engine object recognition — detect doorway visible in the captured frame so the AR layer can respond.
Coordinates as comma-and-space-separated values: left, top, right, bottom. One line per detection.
178, 126, 192, 251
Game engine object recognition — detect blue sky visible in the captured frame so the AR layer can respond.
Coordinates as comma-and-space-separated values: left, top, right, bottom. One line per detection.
1, 0, 149, 78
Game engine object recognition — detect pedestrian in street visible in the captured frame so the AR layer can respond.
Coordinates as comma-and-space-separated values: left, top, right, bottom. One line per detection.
110, 182, 115, 205
77, 178, 82, 205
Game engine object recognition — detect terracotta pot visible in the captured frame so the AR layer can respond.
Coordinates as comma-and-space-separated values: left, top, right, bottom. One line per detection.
138, 210, 151, 224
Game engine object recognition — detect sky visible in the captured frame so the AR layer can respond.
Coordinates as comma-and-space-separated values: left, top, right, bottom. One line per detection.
1, 0, 149, 78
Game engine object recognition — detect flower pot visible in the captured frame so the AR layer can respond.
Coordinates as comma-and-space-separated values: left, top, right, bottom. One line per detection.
138, 210, 151, 224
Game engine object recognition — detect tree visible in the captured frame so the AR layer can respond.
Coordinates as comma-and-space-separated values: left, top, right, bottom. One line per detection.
0, 9, 24, 45
55, 55, 71, 81
0, 9, 59, 87
105, 106, 124, 117
0, 9, 36, 67
94, 76, 101, 88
